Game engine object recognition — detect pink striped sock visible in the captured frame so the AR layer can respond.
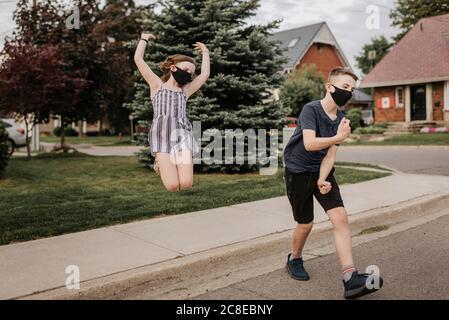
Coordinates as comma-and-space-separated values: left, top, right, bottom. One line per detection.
342, 266, 356, 282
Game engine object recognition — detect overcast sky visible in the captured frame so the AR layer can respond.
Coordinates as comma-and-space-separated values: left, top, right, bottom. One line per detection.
0, 0, 400, 76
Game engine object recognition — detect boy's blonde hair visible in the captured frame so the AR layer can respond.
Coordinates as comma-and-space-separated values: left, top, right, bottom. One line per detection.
328, 67, 358, 82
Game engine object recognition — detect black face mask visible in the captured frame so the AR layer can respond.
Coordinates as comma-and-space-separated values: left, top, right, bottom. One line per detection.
171, 67, 193, 85
330, 84, 353, 107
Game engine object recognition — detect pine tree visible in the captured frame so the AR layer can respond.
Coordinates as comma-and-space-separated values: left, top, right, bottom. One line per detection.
125, 0, 288, 173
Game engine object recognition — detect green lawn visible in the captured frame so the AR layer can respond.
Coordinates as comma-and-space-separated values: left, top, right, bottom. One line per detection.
0, 153, 391, 245
335, 161, 393, 172
345, 133, 449, 146
40, 135, 133, 146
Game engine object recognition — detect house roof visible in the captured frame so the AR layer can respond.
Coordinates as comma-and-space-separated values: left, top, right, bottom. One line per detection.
361, 13, 449, 88
270, 21, 352, 72
269, 22, 326, 69
350, 88, 374, 104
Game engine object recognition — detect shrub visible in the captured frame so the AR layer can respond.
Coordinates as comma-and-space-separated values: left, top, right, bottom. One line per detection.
53, 126, 79, 137
280, 64, 326, 117
100, 128, 111, 136
346, 108, 363, 131
354, 125, 387, 135
0, 121, 11, 178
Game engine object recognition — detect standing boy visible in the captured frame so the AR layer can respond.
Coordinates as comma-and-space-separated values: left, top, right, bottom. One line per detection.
283, 67, 383, 299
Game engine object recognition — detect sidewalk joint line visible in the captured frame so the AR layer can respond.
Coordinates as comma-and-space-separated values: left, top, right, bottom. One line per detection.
108, 227, 185, 257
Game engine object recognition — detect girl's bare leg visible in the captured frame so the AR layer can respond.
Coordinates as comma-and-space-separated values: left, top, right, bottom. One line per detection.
156, 152, 180, 192
175, 149, 194, 190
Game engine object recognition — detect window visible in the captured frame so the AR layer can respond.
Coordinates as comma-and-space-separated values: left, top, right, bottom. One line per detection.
395, 87, 404, 108
382, 97, 390, 109
288, 38, 299, 48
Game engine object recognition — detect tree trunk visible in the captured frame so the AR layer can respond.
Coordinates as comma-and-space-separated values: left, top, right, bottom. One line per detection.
78, 120, 83, 138
60, 116, 66, 151
24, 117, 31, 158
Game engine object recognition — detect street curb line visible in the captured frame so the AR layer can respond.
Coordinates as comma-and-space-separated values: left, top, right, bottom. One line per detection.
18, 191, 449, 300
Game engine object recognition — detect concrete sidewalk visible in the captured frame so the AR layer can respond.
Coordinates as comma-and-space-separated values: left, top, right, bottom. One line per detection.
1, 172, 449, 299
39, 142, 145, 156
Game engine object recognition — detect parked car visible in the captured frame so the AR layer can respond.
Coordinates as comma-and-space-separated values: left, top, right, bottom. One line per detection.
1, 118, 27, 155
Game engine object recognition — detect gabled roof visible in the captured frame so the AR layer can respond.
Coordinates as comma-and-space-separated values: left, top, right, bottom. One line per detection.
351, 88, 374, 103
270, 21, 352, 71
270, 22, 324, 69
361, 13, 449, 88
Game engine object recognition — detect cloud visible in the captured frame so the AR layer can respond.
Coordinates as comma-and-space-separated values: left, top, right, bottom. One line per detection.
250, 0, 401, 76
1, 0, 400, 76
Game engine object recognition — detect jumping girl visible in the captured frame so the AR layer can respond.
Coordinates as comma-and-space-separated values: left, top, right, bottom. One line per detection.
134, 33, 210, 192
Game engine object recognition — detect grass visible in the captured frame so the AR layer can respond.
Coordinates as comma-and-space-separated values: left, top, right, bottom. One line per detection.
335, 161, 393, 172
40, 135, 133, 146
357, 225, 390, 236
345, 133, 449, 146
0, 153, 391, 245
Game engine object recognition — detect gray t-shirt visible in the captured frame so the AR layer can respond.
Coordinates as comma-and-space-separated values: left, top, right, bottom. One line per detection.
283, 100, 345, 173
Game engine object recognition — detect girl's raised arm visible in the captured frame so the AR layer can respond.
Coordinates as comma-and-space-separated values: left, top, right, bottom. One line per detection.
134, 33, 162, 94
184, 42, 210, 98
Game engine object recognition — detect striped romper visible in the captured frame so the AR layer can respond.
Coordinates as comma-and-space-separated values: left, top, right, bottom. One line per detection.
148, 83, 199, 157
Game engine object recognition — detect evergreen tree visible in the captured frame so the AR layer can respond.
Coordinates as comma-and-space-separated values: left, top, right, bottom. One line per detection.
125, 0, 288, 172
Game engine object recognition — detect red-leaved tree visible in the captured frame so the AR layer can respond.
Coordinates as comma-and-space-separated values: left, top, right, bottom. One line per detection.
0, 43, 88, 156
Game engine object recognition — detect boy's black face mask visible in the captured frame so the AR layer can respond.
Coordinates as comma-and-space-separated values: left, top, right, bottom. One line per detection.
171, 67, 193, 85
330, 84, 353, 107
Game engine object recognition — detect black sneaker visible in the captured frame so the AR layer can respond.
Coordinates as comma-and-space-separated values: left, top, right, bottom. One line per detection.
285, 253, 310, 281
343, 271, 383, 299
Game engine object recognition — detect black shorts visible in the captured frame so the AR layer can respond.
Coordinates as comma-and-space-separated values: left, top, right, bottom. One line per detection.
285, 167, 344, 224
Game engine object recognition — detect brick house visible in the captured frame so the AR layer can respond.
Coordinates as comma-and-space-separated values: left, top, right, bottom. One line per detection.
270, 22, 352, 77
361, 14, 449, 127
270, 21, 373, 118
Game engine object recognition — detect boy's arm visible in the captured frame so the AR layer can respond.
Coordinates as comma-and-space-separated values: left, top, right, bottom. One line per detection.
303, 129, 342, 151
318, 145, 338, 184
317, 145, 338, 194
303, 117, 351, 152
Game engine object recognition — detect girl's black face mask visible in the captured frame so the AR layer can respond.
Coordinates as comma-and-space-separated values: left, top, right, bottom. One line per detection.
171, 66, 193, 85
330, 84, 353, 107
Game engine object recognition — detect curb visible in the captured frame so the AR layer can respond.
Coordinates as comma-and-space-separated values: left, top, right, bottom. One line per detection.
19, 190, 449, 300
341, 145, 449, 150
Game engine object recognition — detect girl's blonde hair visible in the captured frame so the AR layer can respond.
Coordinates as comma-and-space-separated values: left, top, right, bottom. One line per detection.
159, 54, 197, 82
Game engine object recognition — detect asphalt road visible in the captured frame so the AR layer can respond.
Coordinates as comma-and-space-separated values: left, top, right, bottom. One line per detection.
196, 213, 449, 300
337, 146, 449, 176
19, 144, 449, 176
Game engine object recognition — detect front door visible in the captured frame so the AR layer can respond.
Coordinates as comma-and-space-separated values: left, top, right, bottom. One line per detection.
411, 85, 426, 121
